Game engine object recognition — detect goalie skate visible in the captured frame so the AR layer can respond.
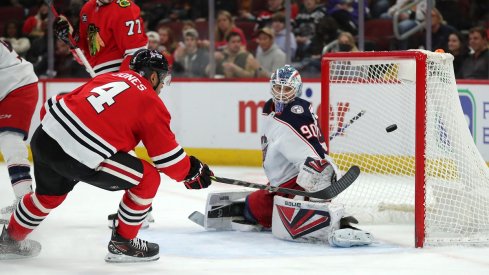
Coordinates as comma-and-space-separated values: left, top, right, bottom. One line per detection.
105, 227, 159, 263
0, 226, 41, 260
328, 228, 374, 248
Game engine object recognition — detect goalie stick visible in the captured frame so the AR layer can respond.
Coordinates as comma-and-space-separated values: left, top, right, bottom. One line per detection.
329, 110, 366, 140
44, 0, 96, 77
188, 203, 244, 228
188, 166, 360, 227
212, 165, 360, 200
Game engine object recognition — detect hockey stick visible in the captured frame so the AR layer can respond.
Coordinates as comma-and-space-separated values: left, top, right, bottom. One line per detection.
188, 202, 245, 228
329, 110, 366, 140
189, 167, 361, 227
211, 165, 360, 200
44, 0, 96, 77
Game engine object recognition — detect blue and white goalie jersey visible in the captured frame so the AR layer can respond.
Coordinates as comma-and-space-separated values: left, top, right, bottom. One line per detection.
260, 98, 328, 187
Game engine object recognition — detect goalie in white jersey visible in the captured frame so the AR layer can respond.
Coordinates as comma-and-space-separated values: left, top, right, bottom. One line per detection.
0, 41, 38, 224
203, 65, 373, 247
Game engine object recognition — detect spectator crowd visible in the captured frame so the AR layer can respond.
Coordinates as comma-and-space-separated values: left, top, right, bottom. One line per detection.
1, 0, 488, 79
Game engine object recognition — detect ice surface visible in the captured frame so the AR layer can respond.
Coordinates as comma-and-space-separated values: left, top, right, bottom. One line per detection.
1, 165, 489, 274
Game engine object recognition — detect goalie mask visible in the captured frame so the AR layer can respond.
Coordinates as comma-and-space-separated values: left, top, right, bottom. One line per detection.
270, 65, 303, 113
130, 49, 172, 90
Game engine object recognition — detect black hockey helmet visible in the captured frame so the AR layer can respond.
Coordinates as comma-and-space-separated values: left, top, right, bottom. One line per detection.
130, 49, 171, 85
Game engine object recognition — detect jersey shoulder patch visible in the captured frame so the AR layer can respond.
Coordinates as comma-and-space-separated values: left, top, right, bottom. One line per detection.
116, 0, 131, 8
275, 98, 316, 131
281, 98, 314, 121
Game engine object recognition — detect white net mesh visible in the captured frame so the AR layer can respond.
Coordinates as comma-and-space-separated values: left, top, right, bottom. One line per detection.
324, 50, 489, 246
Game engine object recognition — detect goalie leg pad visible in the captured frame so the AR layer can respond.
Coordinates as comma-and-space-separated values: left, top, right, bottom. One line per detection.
328, 228, 374, 247
203, 190, 252, 231
272, 195, 344, 243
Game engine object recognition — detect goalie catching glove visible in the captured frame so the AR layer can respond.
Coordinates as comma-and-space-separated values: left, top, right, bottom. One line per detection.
183, 156, 213, 189
297, 156, 337, 194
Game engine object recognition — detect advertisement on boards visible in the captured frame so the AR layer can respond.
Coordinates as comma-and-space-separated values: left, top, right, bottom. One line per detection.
30, 80, 489, 163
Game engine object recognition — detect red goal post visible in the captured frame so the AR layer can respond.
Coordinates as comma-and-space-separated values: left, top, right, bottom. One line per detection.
321, 50, 489, 247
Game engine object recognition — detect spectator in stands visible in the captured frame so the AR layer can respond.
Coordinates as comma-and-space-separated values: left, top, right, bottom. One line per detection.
211, 31, 257, 78
295, 16, 339, 77
253, 27, 286, 78
336, 31, 359, 52
327, 0, 369, 35
34, 39, 89, 78
22, 2, 49, 39
428, 8, 456, 52
415, 8, 457, 52
1, 21, 30, 57
239, 0, 294, 29
294, 0, 328, 61
205, 10, 247, 51
157, 26, 178, 54
173, 28, 209, 78
380, 0, 427, 50
447, 31, 469, 79
460, 27, 489, 80
370, 0, 391, 18
147, 31, 160, 51
147, 30, 174, 71
380, 0, 413, 20
271, 13, 297, 59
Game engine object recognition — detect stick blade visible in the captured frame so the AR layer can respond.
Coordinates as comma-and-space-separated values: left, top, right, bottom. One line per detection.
188, 211, 205, 227
312, 165, 360, 200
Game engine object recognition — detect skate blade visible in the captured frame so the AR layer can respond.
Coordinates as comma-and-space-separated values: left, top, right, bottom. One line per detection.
104, 252, 159, 263
0, 246, 41, 260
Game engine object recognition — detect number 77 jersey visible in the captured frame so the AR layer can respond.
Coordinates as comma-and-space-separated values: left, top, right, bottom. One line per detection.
77, 0, 148, 75
41, 71, 190, 182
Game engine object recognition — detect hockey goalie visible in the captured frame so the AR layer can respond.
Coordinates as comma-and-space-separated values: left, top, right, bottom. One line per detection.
193, 65, 373, 247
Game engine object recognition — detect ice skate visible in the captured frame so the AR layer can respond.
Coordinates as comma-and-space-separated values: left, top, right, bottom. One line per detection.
0, 226, 41, 260
105, 221, 159, 263
0, 198, 20, 224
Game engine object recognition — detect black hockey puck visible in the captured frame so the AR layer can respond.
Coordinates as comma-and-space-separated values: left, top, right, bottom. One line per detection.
386, 124, 398, 133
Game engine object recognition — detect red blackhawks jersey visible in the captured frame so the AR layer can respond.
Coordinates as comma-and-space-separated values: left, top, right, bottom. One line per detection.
41, 71, 190, 182
78, 0, 148, 75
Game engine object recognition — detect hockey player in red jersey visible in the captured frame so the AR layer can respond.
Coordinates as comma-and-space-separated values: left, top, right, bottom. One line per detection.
0, 49, 213, 262
0, 41, 37, 226
54, 0, 148, 75
54, 0, 155, 226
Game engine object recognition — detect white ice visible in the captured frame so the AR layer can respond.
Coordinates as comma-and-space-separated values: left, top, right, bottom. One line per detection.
1, 165, 489, 274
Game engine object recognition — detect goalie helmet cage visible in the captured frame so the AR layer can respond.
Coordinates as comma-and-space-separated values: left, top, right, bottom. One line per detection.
321, 50, 489, 248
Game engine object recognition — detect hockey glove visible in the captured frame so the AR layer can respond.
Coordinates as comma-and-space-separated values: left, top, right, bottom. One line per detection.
53, 17, 73, 48
297, 156, 336, 193
183, 156, 213, 189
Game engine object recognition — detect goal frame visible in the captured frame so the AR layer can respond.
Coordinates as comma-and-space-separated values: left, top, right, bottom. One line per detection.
321, 51, 428, 247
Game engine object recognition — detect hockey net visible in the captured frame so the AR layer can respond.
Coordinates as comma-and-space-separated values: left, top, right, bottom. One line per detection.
321, 50, 489, 247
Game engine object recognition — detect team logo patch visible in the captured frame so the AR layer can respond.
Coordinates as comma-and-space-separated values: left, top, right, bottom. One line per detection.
291, 105, 304, 114
276, 205, 331, 239
117, 0, 131, 7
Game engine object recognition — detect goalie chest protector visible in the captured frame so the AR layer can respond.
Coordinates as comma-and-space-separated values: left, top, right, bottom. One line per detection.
260, 98, 328, 187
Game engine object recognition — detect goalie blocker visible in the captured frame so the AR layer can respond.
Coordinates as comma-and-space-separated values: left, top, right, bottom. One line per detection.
193, 191, 374, 247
